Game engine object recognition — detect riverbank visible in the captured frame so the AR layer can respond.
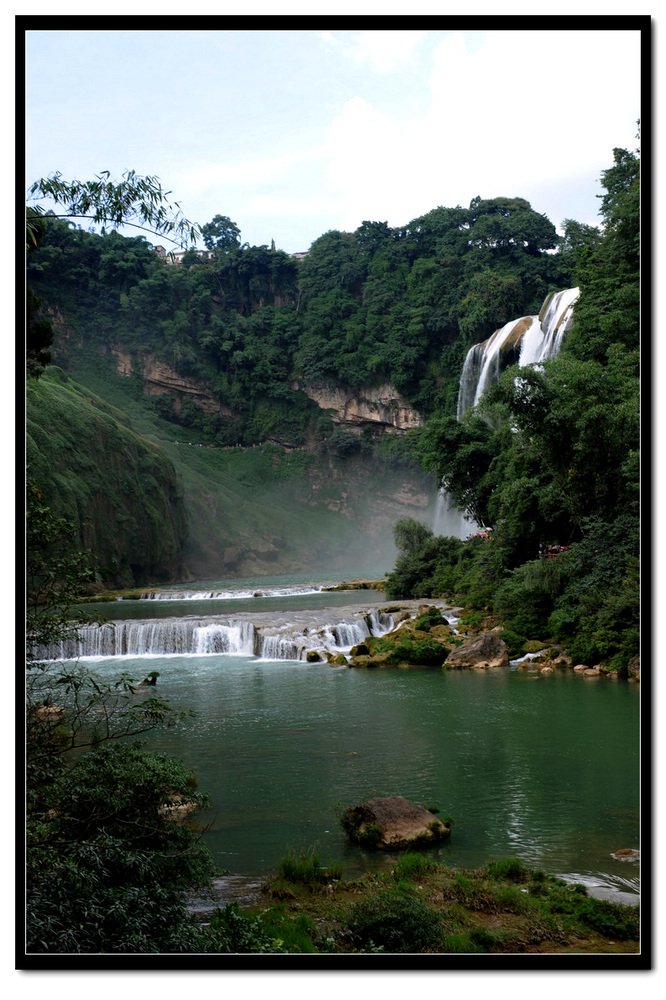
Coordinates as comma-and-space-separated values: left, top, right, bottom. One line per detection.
187, 848, 640, 956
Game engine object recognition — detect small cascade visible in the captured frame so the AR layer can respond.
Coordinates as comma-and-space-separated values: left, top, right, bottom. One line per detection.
41, 618, 258, 660
35, 609, 399, 663
194, 621, 256, 656
255, 632, 304, 661
327, 610, 394, 649
136, 584, 325, 601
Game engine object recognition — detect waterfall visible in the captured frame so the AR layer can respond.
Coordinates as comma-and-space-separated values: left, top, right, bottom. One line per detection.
456, 287, 580, 413
42, 618, 258, 660
136, 584, 325, 601
519, 287, 579, 365
435, 288, 579, 539
35, 609, 399, 663
433, 492, 476, 539
194, 621, 256, 655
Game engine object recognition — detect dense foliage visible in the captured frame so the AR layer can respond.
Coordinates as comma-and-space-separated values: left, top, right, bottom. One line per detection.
27, 193, 572, 442
387, 144, 640, 672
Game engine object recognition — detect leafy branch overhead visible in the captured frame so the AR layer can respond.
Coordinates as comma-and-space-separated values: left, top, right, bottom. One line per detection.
27, 170, 201, 248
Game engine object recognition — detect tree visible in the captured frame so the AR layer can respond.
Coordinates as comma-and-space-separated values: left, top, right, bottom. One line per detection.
563, 143, 640, 362
26, 287, 54, 378
26, 742, 214, 953
24, 484, 217, 954
417, 411, 500, 527
27, 169, 200, 247
201, 213, 241, 253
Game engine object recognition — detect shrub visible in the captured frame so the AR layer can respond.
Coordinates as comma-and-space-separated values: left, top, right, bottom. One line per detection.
413, 608, 447, 631
497, 629, 525, 657
345, 891, 442, 953
384, 639, 447, 666
469, 925, 498, 951
359, 824, 382, 849
257, 905, 318, 953
486, 857, 530, 883
277, 846, 341, 885
207, 903, 288, 953
493, 558, 567, 638
493, 884, 528, 913
443, 932, 484, 953
393, 853, 436, 882
576, 897, 640, 941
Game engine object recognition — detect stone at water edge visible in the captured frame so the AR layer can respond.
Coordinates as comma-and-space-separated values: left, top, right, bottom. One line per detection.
444, 631, 509, 669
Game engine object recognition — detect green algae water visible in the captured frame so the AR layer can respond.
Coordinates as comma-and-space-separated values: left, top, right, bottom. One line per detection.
66, 578, 640, 904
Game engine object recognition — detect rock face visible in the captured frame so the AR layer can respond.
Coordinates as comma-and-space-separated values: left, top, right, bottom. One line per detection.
444, 632, 509, 669
111, 349, 233, 418
294, 381, 424, 434
341, 795, 450, 850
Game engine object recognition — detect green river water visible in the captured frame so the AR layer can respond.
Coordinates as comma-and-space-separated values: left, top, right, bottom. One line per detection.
71, 577, 641, 906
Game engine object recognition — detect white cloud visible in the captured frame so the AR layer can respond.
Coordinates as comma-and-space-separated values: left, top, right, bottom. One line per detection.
352, 30, 428, 72
313, 29, 641, 236
179, 146, 327, 193
319, 29, 427, 73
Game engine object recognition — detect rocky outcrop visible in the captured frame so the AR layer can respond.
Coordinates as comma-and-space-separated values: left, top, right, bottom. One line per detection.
110, 348, 234, 418
113, 351, 423, 437
293, 381, 423, 434
444, 632, 509, 669
341, 796, 450, 850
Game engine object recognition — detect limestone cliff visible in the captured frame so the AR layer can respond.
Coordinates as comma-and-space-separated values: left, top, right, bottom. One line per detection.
109, 348, 234, 418
111, 349, 423, 436
292, 381, 424, 434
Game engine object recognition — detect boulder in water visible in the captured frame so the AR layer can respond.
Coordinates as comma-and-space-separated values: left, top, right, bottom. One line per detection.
611, 848, 639, 861
444, 632, 509, 669
341, 795, 450, 850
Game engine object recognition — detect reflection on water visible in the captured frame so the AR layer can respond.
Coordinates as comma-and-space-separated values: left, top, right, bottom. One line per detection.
76, 650, 640, 904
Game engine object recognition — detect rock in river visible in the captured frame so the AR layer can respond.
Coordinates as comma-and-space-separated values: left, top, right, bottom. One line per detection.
341, 795, 450, 850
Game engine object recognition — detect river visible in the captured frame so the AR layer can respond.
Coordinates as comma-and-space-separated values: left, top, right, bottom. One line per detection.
64, 575, 640, 907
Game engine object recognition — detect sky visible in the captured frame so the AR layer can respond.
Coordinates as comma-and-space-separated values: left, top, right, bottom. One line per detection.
24, 24, 643, 254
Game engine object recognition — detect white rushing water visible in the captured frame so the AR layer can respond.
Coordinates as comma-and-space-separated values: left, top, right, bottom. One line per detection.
456, 287, 580, 416
436, 288, 580, 538
37, 606, 402, 663
135, 583, 328, 601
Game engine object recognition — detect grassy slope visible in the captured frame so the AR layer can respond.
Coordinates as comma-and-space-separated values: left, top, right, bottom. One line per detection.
38, 360, 430, 582
26, 367, 187, 585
